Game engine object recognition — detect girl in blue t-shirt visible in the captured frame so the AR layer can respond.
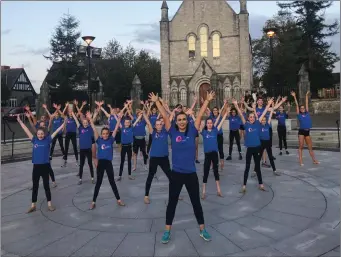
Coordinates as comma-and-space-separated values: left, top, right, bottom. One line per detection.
275, 101, 290, 155
259, 102, 280, 176
87, 112, 125, 210
291, 91, 319, 166
147, 105, 159, 154
48, 106, 66, 161
233, 98, 273, 193
200, 106, 228, 200
149, 91, 213, 244
226, 108, 243, 160
17, 114, 66, 213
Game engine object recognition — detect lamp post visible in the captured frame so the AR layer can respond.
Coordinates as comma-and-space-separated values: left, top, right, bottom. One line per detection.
77, 36, 102, 111
263, 27, 278, 90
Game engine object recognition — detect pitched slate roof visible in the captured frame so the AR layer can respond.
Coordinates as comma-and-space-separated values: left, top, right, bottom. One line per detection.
1, 68, 23, 89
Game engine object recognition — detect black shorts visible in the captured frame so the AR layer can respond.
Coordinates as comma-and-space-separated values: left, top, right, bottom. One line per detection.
239, 125, 245, 130
115, 130, 121, 144
133, 137, 146, 154
298, 129, 310, 137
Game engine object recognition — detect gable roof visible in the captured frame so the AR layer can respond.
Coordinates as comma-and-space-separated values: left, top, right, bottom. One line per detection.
1, 68, 37, 95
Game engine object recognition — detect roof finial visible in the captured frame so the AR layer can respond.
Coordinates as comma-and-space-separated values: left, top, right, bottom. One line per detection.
161, 0, 168, 9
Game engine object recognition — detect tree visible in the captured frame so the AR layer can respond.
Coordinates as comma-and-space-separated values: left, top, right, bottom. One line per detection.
1, 83, 10, 105
102, 39, 123, 59
45, 13, 85, 102
278, 1, 339, 91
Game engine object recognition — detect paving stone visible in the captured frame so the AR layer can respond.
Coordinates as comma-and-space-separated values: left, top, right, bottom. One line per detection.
321, 250, 340, 257
228, 246, 288, 257
112, 232, 155, 257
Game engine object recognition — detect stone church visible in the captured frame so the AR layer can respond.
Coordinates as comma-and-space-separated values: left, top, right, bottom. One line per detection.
160, 0, 253, 107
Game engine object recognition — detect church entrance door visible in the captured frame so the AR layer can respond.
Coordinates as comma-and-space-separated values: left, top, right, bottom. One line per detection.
199, 83, 211, 106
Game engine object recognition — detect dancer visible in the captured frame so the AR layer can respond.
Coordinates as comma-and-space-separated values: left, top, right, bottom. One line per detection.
147, 104, 158, 154
62, 103, 79, 167
259, 102, 280, 176
238, 97, 247, 140
233, 98, 272, 193
87, 112, 125, 210
209, 104, 225, 170
143, 111, 171, 204
17, 114, 65, 213
71, 111, 96, 185
226, 107, 243, 160
132, 107, 148, 172
49, 104, 65, 160
291, 91, 319, 166
150, 91, 213, 244
201, 105, 228, 200
276, 100, 290, 155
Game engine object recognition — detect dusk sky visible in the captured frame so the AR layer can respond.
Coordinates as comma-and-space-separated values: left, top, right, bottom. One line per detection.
1, 1, 340, 93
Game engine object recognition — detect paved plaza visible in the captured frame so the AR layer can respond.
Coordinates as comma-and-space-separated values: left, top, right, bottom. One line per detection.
1, 146, 340, 257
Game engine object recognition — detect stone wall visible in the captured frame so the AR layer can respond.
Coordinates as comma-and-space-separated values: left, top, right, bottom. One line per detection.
312, 99, 340, 114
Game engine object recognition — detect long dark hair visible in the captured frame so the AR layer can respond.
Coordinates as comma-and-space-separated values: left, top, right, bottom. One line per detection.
175, 112, 189, 137
204, 117, 214, 131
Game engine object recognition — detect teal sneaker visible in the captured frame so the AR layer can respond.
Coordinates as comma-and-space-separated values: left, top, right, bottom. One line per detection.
161, 230, 171, 244
200, 229, 212, 241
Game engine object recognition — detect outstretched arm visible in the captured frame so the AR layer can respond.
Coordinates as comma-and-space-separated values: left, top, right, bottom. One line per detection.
291, 91, 299, 114
305, 91, 310, 112
42, 104, 52, 118
217, 107, 229, 131
259, 98, 274, 122
268, 102, 275, 125
195, 91, 215, 130
143, 111, 153, 134
87, 112, 99, 141
25, 113, 37, 133
132, 113, 143, 127
51, 119, 66, 139
232, 99, 246, 125
149, 93, 171, 131
111, 115, 122, 138
17, 115, 33, 140
71, 111, 80, 128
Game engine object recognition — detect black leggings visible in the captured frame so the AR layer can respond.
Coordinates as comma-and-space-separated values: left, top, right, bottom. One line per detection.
277, 125, 287, 150
133, 137, 148, 165
269, 127, 273, 146
203, 151, 219, 183
166, 171, 204, 226
32, 164, 51, 203
147, 134, 152, 154
119, 144, 132, 176
48, 164, 55, 182
50, 134, 65, 157
92, 159, 120, 202
229, 130, 241, 155
79, 148, 94, 179
244, 147, 263, 186
65, 132, 78, 161
217, 134, 224, 159
145, 156, 171, 196
260, 140, 276, 171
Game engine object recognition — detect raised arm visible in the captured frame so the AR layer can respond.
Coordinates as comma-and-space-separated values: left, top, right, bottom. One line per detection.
273, 96, 288, 110
259, 98, 274, 121
25, 113, 37, 133
51, 118, 66, 139
111, 114, 122, 138
97, 101, 110, 118
132, 113, 143, 127
268, 102, 275, 125
149, 93, 171, 131
189, 95, 198, 111
42, 104, 52, 118
143, 111, 153, 134
305, 91, 310, 112
243, 101, 254, 112
290, 91, 299, 114
62, 102, 69, 114
195, 91, 215, 130
217, 107, 229, 131
17, 115, 33, 140
71, 111, 80, 128
87, 112, 99, 141
24, 105, 37, 124
232, 99, 246, 124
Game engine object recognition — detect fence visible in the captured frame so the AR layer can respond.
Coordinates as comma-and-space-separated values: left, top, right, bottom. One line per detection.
317, 88, 340, 99
2, 118, 15, 158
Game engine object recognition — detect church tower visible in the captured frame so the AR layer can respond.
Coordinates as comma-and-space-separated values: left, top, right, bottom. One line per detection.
160, 0, 170, 100
238, 0, 253, 88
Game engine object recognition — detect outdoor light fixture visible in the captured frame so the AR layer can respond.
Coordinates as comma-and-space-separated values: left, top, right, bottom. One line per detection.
82, 36, 95, 46
263, 27, 277, 38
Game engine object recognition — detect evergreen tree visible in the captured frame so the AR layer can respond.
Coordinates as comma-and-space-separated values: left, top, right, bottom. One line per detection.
278, 1, 339, 92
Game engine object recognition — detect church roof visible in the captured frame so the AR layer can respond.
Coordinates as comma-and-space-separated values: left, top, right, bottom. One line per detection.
161, 0, 168, 9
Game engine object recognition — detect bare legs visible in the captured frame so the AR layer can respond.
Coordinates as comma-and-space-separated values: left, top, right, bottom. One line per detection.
298, 135, 319, 165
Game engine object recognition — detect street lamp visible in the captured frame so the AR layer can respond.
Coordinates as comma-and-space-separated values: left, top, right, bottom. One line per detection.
78, 36, 102, 110
263, 27, 277, 65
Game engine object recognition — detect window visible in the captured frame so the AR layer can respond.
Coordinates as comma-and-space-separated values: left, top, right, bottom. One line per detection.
9, 98, 17, 107
212, 33, 220, 58
188, 35, 196, 58
200, 26, 208, 57
234, 87, 241, 100
171, 90, 178, 106
224, 86, 231, 99
180, 88, 187, 103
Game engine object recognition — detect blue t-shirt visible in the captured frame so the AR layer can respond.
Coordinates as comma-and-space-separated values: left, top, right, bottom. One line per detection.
150, 128, 169, 157
96, 137, 114, 161
260, 123, 270, 141
150, 114, 158, 128
244, 120, 261, 147
66, 117, 77, 133
32, 136, 52, 164
201, 127, 219, 153
297, 112, 312, 129
121, 127, 133, 144
108, 115, 117, 131
78, 126, 93, 149
133, 119, 147, 137
276, 112, 288, 126
209, 113, 223, 135
256, 107, 265, 118
228, 115, 241, 131
168, 123, 197, 173
52, 117, 64, 134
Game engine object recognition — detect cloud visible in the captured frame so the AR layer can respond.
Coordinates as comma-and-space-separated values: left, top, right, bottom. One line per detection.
9, 47, 50, 56
1, 29, 11, 35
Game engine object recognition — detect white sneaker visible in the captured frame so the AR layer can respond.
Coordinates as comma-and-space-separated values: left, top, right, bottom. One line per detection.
76, 160, 80, 167
61, 161, 67, 168
144, 165, 148, 171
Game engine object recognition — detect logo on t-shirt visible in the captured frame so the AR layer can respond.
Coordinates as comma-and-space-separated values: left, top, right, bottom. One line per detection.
262, 128, 268, 132
81, 129, 87, 134
206, 134, 215, 139
248, 127, 256, 132
175, 135, 189, 143
101, 144, 111, 150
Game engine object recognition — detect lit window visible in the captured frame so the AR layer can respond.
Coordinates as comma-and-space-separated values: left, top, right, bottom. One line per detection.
188, 35, 196, 58
180, 88, 187, 102
212, 33, 220, 58
200, 26, 208, 57
224, 86, 231, 99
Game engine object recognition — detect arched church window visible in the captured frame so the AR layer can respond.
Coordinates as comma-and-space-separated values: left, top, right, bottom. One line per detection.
188, 35, 196, 58
224, 86, 231, 99
212, 33, 220, 58
200, 26, 208, 57
234, 87, 241, 100
180, 88, 187, 103
171, 89, 178, 106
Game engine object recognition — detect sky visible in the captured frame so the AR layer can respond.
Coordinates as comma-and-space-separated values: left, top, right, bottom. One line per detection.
1, 1, 340, 93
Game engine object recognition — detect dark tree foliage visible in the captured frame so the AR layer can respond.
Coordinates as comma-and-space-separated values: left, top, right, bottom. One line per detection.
1, 82, 10, 104
278, 1, 339, 92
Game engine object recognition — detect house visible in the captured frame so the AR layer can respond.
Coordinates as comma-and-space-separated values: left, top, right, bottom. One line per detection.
1, 66, 37, 108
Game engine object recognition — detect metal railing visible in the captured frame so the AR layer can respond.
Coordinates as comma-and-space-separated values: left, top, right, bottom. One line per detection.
2, 118, 15, 158
336, 120, 340, 149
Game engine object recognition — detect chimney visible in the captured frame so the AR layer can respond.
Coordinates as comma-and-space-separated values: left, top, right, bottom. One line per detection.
1, 66, 11, 70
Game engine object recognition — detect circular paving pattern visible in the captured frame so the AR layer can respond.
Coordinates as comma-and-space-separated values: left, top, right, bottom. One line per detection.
1, 148, 340, 257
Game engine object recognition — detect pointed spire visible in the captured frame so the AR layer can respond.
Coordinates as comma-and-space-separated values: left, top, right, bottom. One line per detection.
161, 0, 168, 9
132, 74, 141, 85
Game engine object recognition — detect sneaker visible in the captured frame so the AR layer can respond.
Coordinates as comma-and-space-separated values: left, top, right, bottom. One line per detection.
116, 176, 122, 182
279, 152, 283, 156
226, 156, 232, 160
61, 161, 67, 168
238, 154, 242, 160
272, 156, 276, 160
200, 229, 212, 241
76, 160, 80, 167
52, 182, 57, 188
286, 150, 289, 155
251, 172, 256, 178
273, 171, 281, 176
262, 162, 270, 168
78, 180, 82, 185
195, 160, 200, 164
161, 230, 171, 244
48, 205, 56, 212
128, 175, 135, 180
91, 178, 95, 184
144, 165, 148, 171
